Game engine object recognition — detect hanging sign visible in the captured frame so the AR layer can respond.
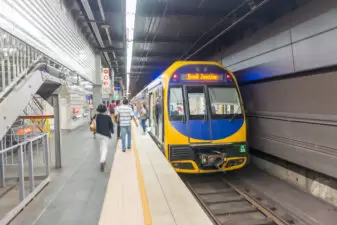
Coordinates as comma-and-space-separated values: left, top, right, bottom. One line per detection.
102, 68, 110, 88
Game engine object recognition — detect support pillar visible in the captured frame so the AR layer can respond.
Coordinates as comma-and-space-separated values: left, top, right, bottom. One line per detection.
93, 54, 102, 109
52, 94, 62, 169
93, 85, 102, 109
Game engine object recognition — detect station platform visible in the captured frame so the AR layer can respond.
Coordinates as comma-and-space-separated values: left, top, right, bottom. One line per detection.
9, 123, 212, 225
99, 123, 212, 225
10, 126, 117, 225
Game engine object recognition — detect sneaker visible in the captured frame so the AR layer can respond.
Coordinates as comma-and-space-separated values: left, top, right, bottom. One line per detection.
100, 162, 105, 172
127, 147, 131, 150
122, 149, 126, 152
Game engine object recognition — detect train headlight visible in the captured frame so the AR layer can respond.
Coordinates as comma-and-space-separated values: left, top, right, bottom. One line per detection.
201, 154, 208, 164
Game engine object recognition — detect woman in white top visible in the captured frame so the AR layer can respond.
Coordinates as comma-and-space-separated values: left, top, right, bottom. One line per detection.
139, 103, 148, 134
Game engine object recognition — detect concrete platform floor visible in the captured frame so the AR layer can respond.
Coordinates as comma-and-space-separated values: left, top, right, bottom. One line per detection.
9, 126, 117, 225
0, 180, 43, 219
98, 140, 144, 225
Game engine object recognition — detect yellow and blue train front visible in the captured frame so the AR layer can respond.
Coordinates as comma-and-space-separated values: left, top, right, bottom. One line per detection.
168, 119, 248, 173
165, 62, 248, 173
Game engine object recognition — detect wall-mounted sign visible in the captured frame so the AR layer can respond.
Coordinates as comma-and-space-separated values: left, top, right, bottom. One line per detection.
17, 126, 34, 135
72, 108, 80, 114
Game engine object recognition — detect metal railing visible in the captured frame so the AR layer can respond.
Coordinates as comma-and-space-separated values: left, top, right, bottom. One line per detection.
0, 133, 49, 196
0, 30, 42, 93
0, 20, 93, 225
0, 130, 50, 224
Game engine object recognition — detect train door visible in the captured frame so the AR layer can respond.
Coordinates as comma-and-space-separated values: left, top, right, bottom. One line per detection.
185, 85, 212, 143
151, 91, 156, 134
168, 86, 187, 142
148, 92, 153, 130
155, 87, 164, 143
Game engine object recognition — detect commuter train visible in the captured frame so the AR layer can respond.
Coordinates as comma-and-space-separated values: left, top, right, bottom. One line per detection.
131, 61, 248, 173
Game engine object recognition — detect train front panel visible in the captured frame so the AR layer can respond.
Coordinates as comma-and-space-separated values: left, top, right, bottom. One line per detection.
162, 61, 248, 174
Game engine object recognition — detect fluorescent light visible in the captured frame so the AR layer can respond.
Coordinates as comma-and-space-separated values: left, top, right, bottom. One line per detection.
126, 42, 133, 73
125, 0, 137, 95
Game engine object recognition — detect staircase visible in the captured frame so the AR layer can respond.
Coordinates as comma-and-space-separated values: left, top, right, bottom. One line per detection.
22, 96, 51, 133
24, 96, 44, 115
0, 28, 95, 224
0, 29, 65, 140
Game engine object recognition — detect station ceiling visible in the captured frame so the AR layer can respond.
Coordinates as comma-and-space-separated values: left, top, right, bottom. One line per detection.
67, 0, 311, 97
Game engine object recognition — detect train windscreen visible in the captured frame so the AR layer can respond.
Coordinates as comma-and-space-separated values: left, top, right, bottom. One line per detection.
208, 87, 242, 118
169, 85, 242, 121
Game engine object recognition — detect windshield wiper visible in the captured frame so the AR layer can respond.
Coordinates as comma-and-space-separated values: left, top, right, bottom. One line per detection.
229, 106, 242, 122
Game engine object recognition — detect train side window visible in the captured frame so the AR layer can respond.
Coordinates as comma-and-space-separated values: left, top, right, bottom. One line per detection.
169, 87, 185, 120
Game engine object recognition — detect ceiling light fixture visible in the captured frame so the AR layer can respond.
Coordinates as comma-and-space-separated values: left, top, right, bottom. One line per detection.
125, 0, 137, 96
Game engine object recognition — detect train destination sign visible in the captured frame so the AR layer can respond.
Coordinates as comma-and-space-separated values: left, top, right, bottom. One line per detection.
181, 73, 223, 81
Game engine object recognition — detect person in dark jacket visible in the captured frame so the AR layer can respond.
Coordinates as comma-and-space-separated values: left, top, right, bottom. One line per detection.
155, 97, 161, 135
115, 100, 121, 139
95, 104, 114, 171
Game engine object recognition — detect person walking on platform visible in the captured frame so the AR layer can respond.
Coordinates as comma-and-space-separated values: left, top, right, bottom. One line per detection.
139, 103, 148, 134
108, 100, 116, 122
90, 114, 97, 139
94, 104, 114, 171
155, 97, 161, 136
108, 100, 116, 114
115, 98, 138, 152
115, 100, 121, 139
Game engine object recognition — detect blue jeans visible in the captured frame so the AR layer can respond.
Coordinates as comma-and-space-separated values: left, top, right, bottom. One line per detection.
121, 126, 131, 151
141, 119, 147, 133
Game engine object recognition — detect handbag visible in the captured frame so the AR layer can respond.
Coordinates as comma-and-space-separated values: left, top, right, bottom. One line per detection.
90, 119, 96, 132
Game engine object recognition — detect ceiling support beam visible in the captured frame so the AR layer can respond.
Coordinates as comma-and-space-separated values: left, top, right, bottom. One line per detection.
79, 0, 111, 68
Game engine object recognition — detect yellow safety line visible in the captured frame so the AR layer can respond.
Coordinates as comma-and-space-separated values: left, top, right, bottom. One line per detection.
132, 126, 153, 225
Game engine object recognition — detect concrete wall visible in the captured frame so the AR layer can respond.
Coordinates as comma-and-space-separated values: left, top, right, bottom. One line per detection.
252, 156, 337, 207
59, 87, 90, 130
214, 0, 337, 178
219, 0, 337, 83
242, 71, 337, 179
0, 0, 96, 82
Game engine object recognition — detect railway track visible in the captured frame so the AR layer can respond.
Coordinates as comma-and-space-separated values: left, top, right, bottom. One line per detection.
182, 174, 308, 225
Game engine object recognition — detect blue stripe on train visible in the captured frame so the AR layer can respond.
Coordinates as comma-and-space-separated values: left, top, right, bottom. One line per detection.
170, 119, 244, 140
